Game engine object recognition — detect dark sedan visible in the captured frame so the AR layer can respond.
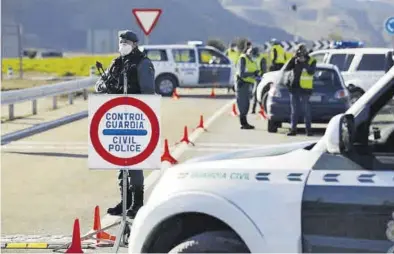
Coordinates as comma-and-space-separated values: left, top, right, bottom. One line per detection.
265, 63, 351, 133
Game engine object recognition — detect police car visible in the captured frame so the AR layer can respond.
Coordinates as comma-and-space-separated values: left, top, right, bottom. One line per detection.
128, 68, 394, 253
310, 47, 394, 103
140, 41, 235, 96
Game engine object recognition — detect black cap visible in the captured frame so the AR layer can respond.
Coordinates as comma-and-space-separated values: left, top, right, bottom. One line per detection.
119, 30, 139, 42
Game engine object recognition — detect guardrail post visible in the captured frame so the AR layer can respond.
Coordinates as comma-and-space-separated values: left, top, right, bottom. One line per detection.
53, 96, 57, 109
83, 89, 88, 100
68, 93, 73, 105
8, 104, 14, 120
32, 100, 37, 115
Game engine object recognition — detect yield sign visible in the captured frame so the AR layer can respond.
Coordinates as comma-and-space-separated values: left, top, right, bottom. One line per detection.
132, 8, 162, 36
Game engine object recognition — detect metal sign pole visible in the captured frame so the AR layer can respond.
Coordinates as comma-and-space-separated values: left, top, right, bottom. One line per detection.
112, 60, 132, 253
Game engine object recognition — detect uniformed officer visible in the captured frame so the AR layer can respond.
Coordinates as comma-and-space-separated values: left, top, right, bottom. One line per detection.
235, 46, 260, 129
251, 47, 267, 114
95, 30, 155, 218
269, 38, 286, 71
226, 42, 241, 93
284, 44, 316, 136
225, 42, 241, 65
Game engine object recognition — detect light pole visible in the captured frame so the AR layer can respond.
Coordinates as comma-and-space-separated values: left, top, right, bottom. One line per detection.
291, 4, 298, 42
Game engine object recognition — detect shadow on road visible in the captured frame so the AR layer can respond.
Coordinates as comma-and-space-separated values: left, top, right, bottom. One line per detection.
6, 151, 87, 158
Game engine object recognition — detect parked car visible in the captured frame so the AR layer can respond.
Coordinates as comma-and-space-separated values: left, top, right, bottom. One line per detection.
309, 47, 394, 103
140, 41, 235, 96
256, 63, 351, 133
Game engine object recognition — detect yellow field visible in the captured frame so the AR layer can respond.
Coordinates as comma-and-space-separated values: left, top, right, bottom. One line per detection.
1, 51, 294, 77
2, 55, 118, 77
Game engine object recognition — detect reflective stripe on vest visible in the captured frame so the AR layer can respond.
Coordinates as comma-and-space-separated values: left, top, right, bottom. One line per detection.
300, 57, 317, 90
227, 50, 240, 65
270, 45, 285, 64
237, 54, 258, 84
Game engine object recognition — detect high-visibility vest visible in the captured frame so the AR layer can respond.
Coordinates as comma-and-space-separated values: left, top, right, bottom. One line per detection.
300, 57, 317, 90
270, 44, 286, 64
256, 53, 266, 75
226, 49, 240, 65
237, 54, 259, 84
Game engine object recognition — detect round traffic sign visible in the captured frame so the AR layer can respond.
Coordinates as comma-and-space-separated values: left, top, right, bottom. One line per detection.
90, 96, 160, 166
385, 17, 394, 34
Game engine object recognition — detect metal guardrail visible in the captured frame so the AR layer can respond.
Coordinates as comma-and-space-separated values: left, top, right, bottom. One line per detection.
1, 77, 98, 120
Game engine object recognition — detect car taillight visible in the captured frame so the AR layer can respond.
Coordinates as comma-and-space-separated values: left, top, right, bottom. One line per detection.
269, 86, 282, 98
335, 89, 348, 99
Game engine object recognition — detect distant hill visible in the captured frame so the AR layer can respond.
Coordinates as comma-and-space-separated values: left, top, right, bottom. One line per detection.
1, 0, 294, 56
220, 0, 394, 47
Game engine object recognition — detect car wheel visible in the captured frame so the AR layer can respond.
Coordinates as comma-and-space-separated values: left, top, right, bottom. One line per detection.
168, 230, 249, 253
350, 89, 364, 104
155, 75, 176, 96
267, 120, 278, 133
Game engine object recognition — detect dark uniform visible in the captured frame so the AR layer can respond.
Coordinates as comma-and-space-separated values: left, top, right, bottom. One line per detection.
95, 30, 155, 218
235, 46, 259, 129
284, 44, 316, 136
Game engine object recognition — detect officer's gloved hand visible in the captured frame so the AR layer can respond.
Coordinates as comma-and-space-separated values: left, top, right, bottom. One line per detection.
254, 70, 260, 76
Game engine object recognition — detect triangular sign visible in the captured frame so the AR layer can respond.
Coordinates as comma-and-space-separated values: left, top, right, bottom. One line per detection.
132, 8, 162, 36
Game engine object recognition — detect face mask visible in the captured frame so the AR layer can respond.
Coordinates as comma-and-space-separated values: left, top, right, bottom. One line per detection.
119, 43, 132, 56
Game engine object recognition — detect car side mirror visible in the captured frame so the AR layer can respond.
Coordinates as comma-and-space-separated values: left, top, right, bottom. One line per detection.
325, 113, 355, 154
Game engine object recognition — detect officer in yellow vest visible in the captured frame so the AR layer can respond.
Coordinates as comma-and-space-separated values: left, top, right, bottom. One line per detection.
225, 42, 241, 93
225, 42, 241, 65
284, 44, 316, 136
269, 38, 286, 71
251, 47, 267, 113
235, 46, 260, 129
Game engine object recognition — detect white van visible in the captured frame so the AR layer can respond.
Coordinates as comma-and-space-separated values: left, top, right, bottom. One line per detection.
140, 42, 235, 96
310, 47, 393, 102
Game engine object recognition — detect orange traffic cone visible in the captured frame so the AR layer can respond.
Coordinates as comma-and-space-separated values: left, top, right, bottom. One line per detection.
161, 139, 178, 164
176, 126, 195, 146
93, 206, 116, 244
195, 115, 207, 131
172, 88, 180, 100
231, 103, 238, 116
210, 87, 216, 98
65, 219, 84, 253
258, 105, 267, 119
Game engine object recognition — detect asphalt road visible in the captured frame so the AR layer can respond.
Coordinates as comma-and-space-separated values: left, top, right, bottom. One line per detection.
0, 88, 329, 253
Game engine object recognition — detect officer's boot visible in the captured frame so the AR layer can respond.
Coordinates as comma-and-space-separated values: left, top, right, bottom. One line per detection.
107, 184, 133, 216
240, 116, 255, 130
126, 185, 144, 218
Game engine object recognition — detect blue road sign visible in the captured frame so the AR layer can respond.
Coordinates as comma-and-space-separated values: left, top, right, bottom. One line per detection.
385, 17, 394, 34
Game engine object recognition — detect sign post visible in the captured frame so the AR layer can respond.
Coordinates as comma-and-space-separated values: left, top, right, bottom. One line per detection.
132, 8, 162, 45
384, 16, 394, 48
88, 69, 161, 252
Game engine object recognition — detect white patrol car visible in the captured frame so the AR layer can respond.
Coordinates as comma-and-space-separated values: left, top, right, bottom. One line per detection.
309, 47, 394, 103
128, 68, 394, 253
139, 41, 235, 96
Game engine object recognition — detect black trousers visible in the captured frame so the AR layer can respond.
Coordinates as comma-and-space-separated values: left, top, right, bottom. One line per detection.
117, 170, 144, 190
